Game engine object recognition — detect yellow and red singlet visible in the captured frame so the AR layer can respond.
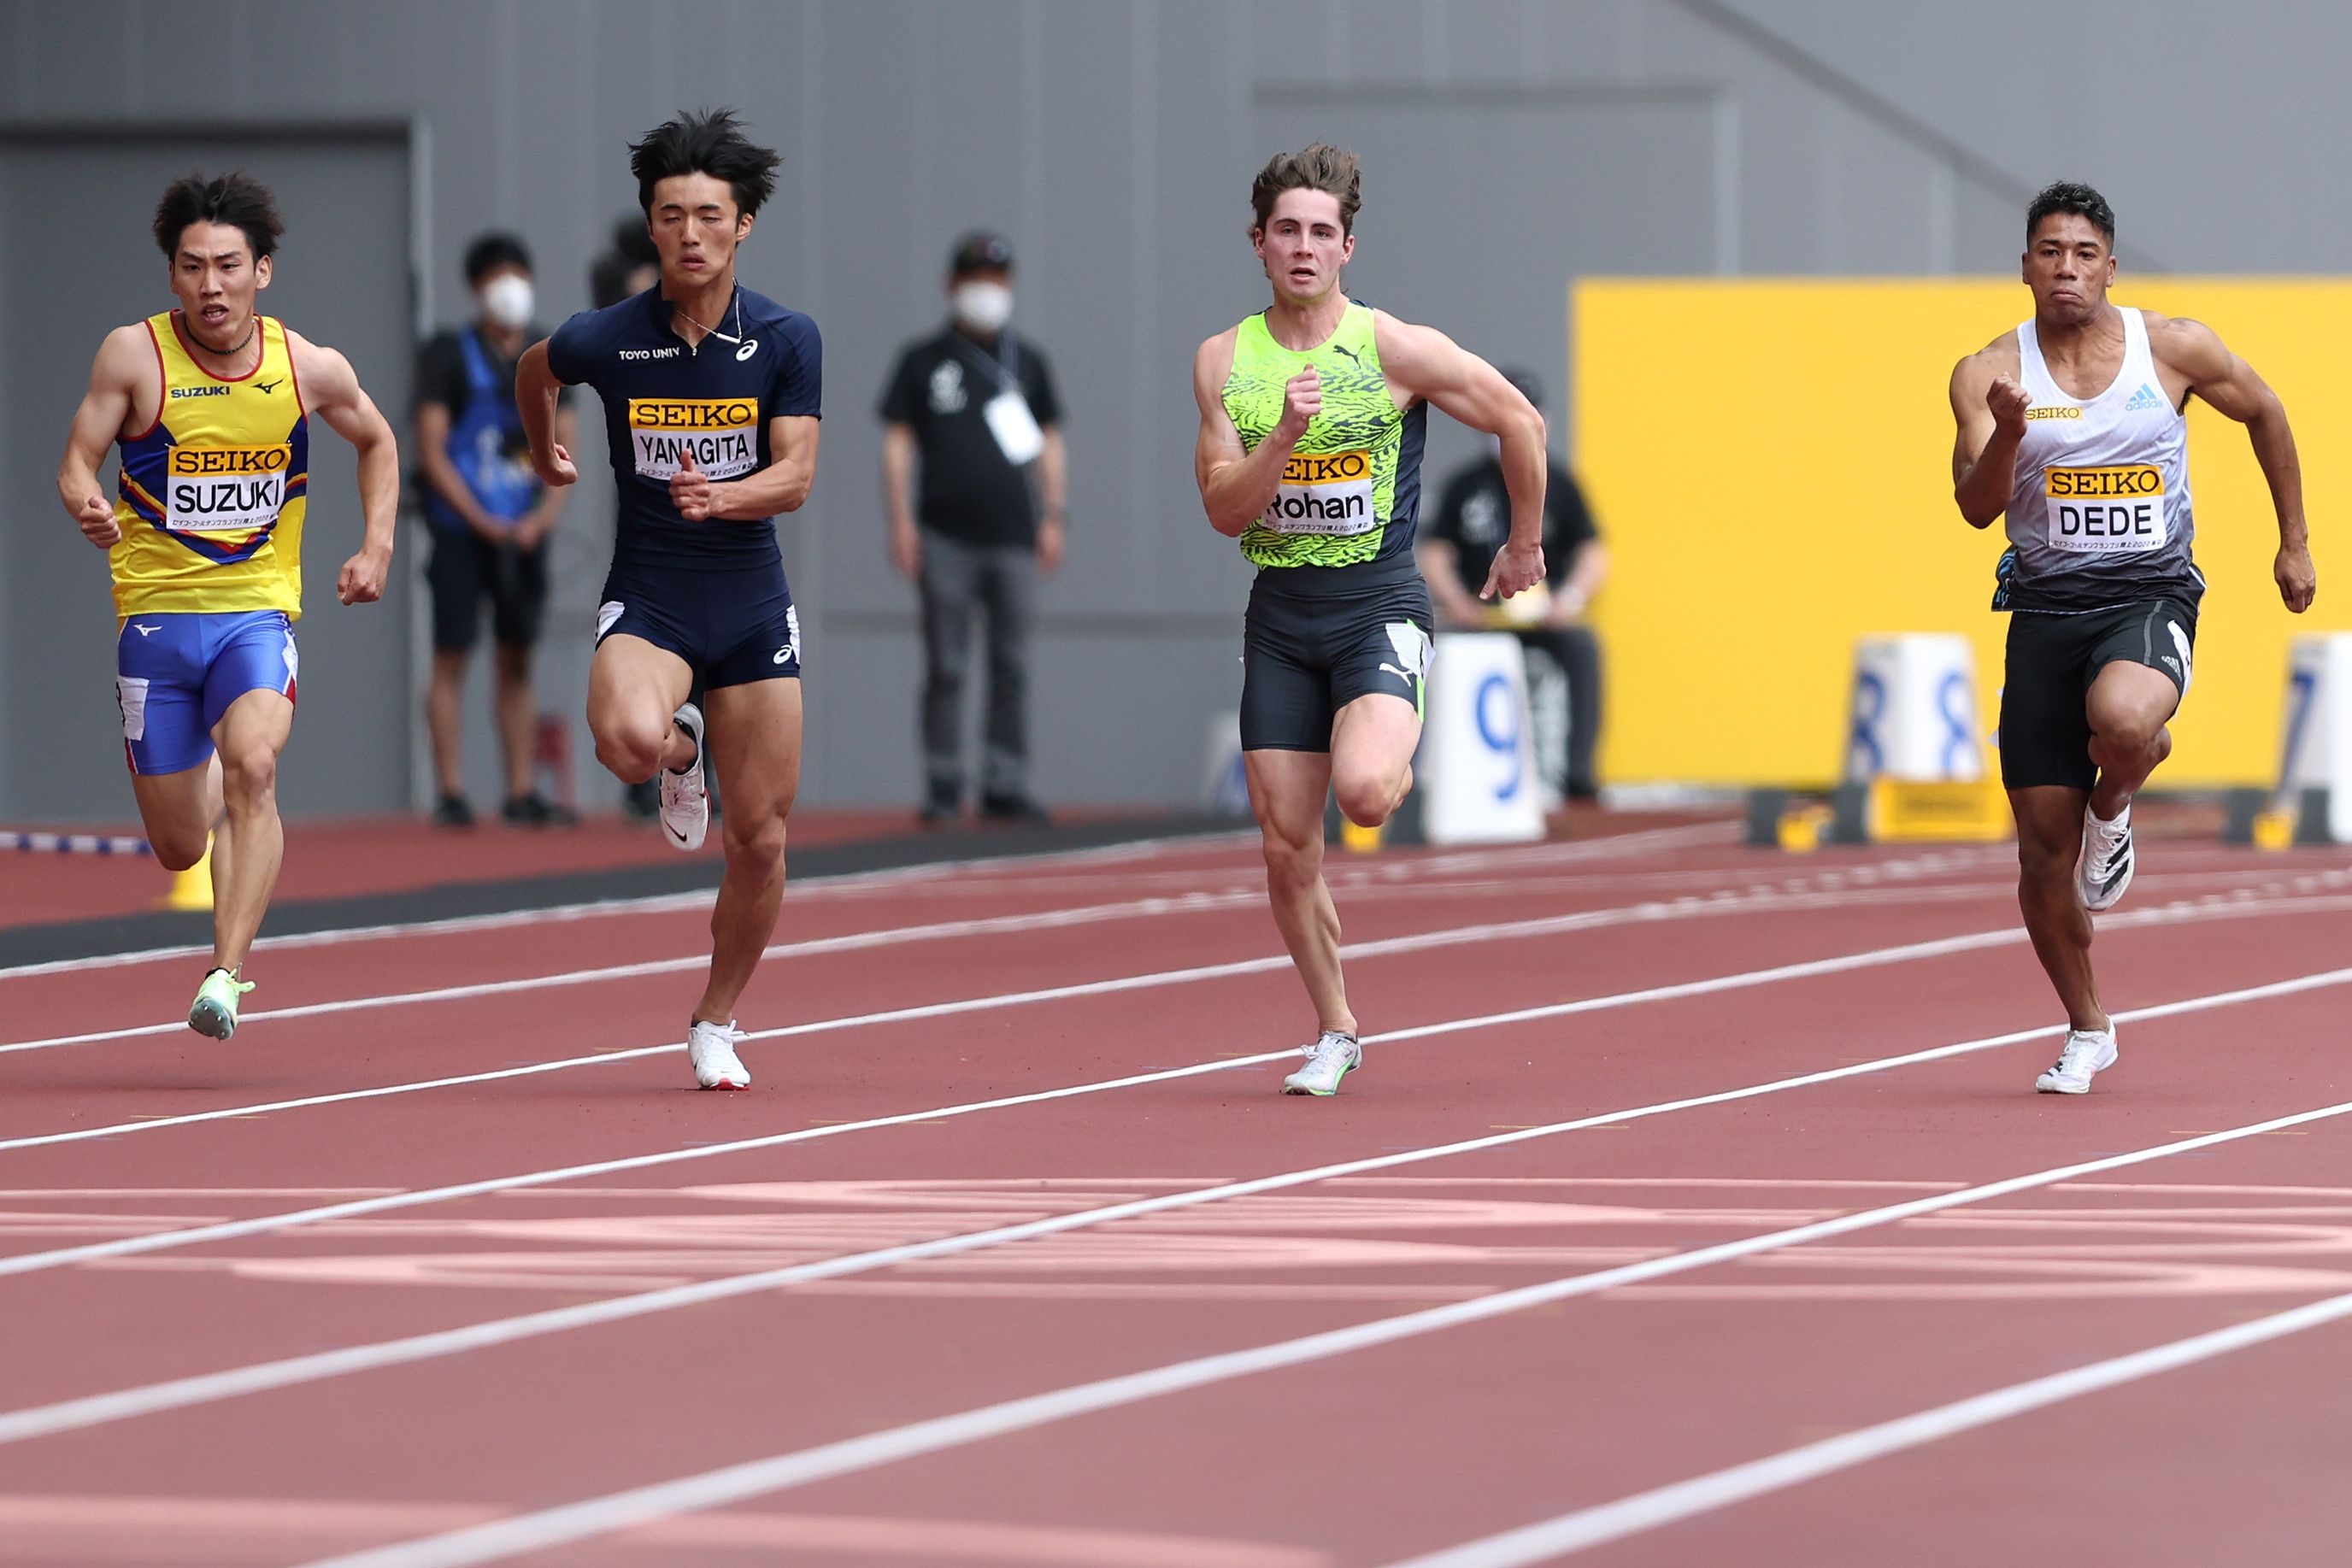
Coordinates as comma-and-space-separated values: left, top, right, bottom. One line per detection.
111, 310, 309, 620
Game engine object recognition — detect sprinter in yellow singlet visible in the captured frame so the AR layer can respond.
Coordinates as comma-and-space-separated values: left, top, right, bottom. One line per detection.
56, 173, 400, 1040
1191, 144, 1548, 1095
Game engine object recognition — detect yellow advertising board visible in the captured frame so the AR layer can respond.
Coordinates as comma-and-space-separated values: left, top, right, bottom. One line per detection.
1574, 279, 2352, 787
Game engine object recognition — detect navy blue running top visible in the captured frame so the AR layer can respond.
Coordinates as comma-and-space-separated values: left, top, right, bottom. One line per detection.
546, 283, 822, 569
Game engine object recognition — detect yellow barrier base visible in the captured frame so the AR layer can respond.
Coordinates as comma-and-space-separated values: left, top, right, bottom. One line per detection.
160, 837, 215, 911
2252, 808, 2296, 851
1868, 778, 2012, 843
1338, 819, 1384, 854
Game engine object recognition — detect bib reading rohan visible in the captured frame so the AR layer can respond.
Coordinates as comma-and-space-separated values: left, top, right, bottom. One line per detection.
1221, 301, 1424, 590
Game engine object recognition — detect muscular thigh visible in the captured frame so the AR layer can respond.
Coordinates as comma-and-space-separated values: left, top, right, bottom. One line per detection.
703, 676, 803, 831
590, 633, 694, 737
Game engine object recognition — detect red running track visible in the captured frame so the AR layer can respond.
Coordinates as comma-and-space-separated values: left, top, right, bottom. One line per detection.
4, 818, 2352, 1565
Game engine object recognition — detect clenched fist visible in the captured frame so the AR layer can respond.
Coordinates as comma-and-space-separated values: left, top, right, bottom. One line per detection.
71, 492, 119, 549
1986, 373, 2032, 438
1276, 367, 1321, 439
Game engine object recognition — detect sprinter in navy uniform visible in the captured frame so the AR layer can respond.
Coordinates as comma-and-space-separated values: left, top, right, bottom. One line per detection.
518, 109, 820, 1091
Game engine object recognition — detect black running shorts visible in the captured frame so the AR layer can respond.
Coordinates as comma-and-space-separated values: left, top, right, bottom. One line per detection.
1240, 571, 1433, 752
1999, 598, 2196, 792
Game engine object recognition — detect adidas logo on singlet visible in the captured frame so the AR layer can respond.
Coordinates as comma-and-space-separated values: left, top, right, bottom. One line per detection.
2124, 383, 2167, 413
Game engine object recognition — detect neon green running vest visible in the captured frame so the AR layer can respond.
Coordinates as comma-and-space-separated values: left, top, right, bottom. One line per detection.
1220, 302, 1426, 586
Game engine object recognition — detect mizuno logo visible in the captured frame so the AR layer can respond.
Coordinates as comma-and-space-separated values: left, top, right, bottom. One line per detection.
132, 623, 160, 637
255, 378, 285, 394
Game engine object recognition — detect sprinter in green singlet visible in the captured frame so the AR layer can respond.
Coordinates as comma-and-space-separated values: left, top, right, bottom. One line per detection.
1191, 144, 1548, 1095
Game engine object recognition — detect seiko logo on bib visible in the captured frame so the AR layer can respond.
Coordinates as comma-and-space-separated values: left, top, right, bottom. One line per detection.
1262, 449, 1375, 537
164, 443, 291, 533
626, 397, 759, 482
2045, 464, 2165, 553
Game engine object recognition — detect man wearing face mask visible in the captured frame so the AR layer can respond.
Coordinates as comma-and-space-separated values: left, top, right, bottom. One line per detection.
1417, 367, 1608, 802
415, 232, 575, 827
879, 232, 1067, 825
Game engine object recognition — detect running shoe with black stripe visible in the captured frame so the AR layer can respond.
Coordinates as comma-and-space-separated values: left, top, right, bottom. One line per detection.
2077, 802, 2134, 912
2036, 1026, 2118, 1094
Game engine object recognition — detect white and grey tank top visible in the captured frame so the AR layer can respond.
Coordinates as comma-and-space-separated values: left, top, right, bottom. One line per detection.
2002, 307, 2203, 614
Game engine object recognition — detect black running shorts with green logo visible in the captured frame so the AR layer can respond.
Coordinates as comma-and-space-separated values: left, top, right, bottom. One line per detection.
1241, 567, 1434, 752
1998, 597, 2196, 792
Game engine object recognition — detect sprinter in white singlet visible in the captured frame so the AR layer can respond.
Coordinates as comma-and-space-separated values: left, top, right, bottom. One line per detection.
1950, 181, 2316, 1095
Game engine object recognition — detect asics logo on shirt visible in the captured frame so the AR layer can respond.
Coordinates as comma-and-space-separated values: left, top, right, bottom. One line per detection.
735, 338, 759, 361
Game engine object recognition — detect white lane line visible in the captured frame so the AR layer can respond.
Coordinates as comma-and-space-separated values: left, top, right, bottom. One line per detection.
1382, 1299, 2352, 1565
0, 830, 1777, 1056
0, 820, 1726, 984
0, 892, 1261, 1056
0, 830, 1265, 984
0, 884, 2040, 1153
292, 1093, 2352, 1568
9, 959, 2350, 1450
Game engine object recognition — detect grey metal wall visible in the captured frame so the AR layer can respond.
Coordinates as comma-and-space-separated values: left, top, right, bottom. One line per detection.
3, 0, 2338, 819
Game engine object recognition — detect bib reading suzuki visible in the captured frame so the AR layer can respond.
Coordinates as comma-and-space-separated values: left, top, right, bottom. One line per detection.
111, 310, 309, 617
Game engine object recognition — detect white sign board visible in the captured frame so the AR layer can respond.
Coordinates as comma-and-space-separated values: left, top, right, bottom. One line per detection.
1845, 633, 1986, 784
2277, 635, 2352, 842
1420, 633, 1544, 845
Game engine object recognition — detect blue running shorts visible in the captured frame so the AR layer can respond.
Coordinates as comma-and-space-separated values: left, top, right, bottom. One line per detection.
115, 610, 298, 775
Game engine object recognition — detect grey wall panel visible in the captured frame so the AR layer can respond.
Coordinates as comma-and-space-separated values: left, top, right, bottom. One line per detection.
6, 0, 2330, 815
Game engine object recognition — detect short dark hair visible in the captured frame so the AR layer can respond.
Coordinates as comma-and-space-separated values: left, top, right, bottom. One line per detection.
463, 232, 532, 285
1250, 144, 1363, 238
152, 172, 284, 262
628, 109, 780, 220
2026, 181, 2114, 248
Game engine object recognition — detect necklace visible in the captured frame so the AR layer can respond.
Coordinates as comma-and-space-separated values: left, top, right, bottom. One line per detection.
189, 314, 261, 373
671, 287, 742, 357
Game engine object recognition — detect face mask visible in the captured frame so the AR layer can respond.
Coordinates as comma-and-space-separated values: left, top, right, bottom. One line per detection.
479, 274, 535, 331
952, 280, 1014, 333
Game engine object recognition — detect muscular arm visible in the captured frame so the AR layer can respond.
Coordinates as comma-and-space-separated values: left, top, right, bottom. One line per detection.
701, 415, 819, 520
1374, 313, 1546, 597
1192, 332, 1305, 538
56, 326, 150, 549
2157, 316, 2314, 611
1949, 349, 2026, 529
289, 332, 399, 604
514, 339, 577, 487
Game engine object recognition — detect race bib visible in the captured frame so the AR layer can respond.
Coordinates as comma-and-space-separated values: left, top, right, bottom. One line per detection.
627, 397, 759, 482
2045, 464, 2166, 554
164, 443, 290, 533
1261, 449, 1376, 537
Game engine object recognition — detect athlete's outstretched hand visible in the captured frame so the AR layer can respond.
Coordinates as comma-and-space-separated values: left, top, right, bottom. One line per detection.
337, 544, 391, 606
2277, 541, 2317, 614
1277, 367, 1321, 439
532, 441, 577, 489
671, 446, 714, 522
1986, 373, 2032, 438
70, 491, 120, 549
1480, 539, 1547, 602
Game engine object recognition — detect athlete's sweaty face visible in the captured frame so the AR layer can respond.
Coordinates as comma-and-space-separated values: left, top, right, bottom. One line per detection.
648, 173, 753, 291
1254, 189, 1354, 306
168, 220, 271, 352
2022, 213, 2115, 328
